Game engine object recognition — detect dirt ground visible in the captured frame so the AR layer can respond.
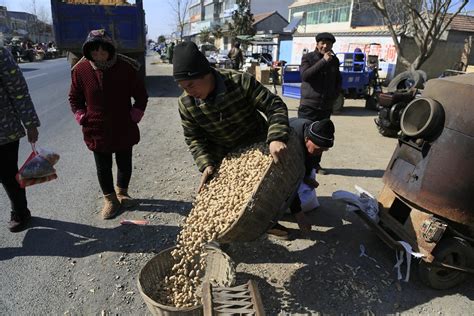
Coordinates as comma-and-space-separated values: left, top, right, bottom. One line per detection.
130, 58, 474, 314
120, 59, 473, 314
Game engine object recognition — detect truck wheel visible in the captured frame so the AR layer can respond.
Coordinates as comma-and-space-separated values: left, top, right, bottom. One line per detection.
332, 93, 344, 113
418, 237, 473, 290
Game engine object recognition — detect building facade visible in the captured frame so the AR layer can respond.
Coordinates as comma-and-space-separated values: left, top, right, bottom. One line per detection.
285, 0, 398, 79
0, 7, 53, 44
183, 0, 292, 52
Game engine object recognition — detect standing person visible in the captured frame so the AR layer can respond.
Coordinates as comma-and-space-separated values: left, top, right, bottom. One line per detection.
298, 32, 341, 174
69, 29, 148, 219
167, 42, 175, 64
227, 41, 244, 70
173, 41, 291, 238
0, 46, 40, 232
287, 117, 335, 234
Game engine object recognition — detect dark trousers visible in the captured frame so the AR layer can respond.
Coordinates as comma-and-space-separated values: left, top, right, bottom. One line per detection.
93, 149, 133, 195
231, 61, 240, 70
297, 105, 332, 122
0, 140, 28, 214
298, 105, 332, 165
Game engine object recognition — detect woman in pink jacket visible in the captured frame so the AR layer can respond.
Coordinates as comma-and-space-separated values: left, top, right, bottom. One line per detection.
69, 29, 148, 219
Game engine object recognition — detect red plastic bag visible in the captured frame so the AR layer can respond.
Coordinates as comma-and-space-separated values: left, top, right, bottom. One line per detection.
16, 144, 58, 188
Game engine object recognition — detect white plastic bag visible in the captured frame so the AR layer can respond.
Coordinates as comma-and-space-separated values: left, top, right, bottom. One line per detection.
332, 185, 379, 222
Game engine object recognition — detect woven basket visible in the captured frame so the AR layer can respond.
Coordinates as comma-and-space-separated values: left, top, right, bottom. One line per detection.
216, 131, 305, 243
137, 245, 236, 316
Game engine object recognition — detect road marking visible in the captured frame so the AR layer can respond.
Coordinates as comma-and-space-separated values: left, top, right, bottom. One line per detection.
25, 73, 48, 80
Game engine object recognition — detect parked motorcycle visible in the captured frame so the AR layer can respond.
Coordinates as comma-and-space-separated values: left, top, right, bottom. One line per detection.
9, 44, 36, 63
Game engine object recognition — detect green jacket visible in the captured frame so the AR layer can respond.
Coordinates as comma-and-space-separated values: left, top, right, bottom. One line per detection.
0, 47, 40, 146
178, 69, 289, 171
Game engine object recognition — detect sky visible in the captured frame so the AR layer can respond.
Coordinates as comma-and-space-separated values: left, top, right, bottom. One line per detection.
1, 0, 473, 41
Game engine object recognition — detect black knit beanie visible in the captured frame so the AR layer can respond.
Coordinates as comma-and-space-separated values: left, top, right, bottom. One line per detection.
304, 119, 335, 148
173, 41, 211, 81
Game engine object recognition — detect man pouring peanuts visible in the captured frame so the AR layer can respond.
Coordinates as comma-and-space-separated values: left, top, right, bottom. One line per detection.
173, 41, 295, 237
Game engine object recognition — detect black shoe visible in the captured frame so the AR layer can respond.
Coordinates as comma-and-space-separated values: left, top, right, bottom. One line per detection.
8, 210, 31, 233
267, 223, 289, 240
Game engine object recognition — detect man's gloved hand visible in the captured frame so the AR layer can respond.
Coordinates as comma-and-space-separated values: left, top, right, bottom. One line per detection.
130, 108, 144, 123
269, 140, 287, 164
198, 165, 215, 193
303, 177, 319, 189
74, 110, 86, 125
26, 126, 38, 143
295, 211, 312, 235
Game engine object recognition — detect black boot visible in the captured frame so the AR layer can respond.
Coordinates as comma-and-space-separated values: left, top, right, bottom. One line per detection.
8, 209, 31, 233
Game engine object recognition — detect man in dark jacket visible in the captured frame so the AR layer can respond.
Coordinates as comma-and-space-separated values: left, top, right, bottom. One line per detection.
298, 32, 341, 173
288, 117, 335, 233
0, 46, 40, 232
227, 42, 244, 70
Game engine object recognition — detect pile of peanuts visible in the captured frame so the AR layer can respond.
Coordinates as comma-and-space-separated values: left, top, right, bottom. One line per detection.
155, 143, 273, 308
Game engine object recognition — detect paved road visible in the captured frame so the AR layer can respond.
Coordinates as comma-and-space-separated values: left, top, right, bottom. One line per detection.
0, 58, 150, 314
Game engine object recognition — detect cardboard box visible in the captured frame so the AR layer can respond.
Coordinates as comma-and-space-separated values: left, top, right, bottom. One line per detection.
255, 66, 270, 85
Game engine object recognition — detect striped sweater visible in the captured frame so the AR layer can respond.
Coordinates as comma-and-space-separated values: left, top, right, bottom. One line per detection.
178, 69, 289, 171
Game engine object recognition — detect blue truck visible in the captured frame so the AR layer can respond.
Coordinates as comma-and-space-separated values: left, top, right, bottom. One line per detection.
50, 0, 147, 78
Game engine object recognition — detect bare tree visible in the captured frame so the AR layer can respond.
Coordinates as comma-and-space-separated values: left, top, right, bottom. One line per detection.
357, 0, 469, 71
22, 0, 51, 22
169, 0, 190, 42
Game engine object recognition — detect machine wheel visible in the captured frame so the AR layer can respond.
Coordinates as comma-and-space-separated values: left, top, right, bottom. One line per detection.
387, 70, 424, 92
332, 93, 344, 113
377, 124, 399, 138
418, 237, 474, 290
389, 102, 407, 126
375, 118, 399, 137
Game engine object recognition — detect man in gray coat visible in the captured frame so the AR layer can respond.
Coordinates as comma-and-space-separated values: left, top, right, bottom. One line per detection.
0, 46, 40, 232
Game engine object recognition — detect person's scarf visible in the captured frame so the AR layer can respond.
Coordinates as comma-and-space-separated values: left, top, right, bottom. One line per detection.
88, 54, 141, 72
89, 53, 117, 70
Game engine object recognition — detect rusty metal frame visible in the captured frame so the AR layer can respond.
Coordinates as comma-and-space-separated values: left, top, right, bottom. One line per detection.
355, 186, 474, 274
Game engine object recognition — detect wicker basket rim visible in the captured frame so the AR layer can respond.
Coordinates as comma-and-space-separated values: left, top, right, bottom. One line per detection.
137, 245, 235, 312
